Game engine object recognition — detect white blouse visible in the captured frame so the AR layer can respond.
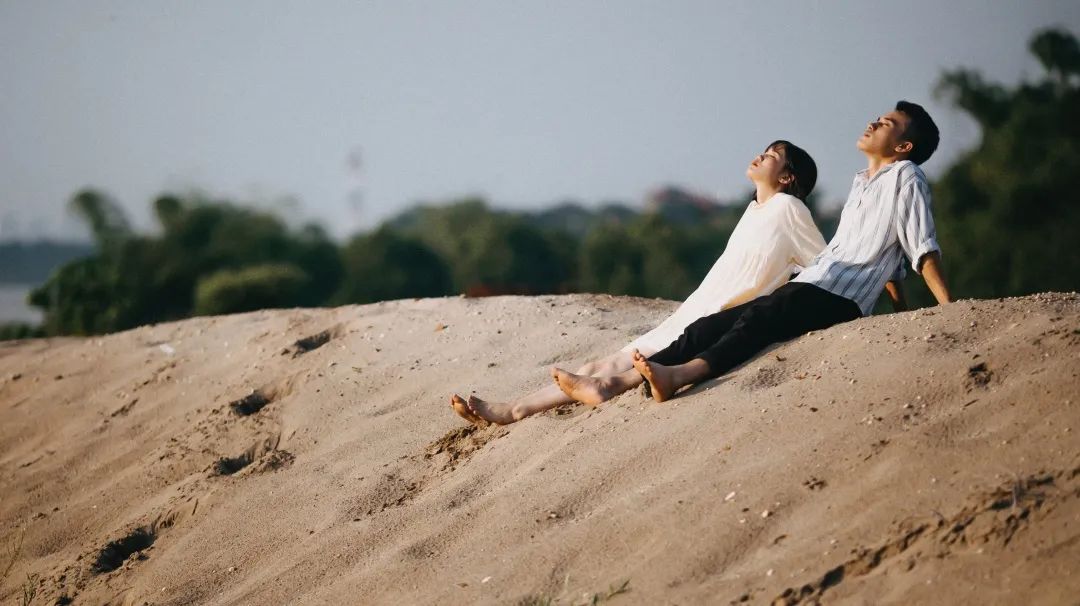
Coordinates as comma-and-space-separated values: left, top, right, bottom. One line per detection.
623, 192, 826, 355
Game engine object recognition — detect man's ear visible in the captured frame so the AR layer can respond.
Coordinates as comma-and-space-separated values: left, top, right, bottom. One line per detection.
895, 140, 914, 155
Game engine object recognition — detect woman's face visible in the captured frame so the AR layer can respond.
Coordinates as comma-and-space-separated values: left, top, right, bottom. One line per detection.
746, 145, 790, 187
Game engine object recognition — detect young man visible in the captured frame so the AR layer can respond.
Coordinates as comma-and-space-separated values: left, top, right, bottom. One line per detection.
553, 100, 952, 405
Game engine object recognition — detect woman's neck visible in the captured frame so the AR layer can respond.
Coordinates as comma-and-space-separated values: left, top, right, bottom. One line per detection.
754, 183, 782, 205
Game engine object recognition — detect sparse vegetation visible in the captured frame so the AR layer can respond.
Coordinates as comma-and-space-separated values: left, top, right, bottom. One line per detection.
1, 528, 25, 588
21, 572, 39, 606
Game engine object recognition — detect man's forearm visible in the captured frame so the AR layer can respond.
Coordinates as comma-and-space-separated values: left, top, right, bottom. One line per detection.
919, 252, 952, 305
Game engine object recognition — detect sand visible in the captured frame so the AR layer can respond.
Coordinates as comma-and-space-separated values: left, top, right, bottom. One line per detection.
0, 292, 1078, 605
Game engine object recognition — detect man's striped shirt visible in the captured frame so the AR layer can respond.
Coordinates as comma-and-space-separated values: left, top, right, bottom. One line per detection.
793, 160, 940, 316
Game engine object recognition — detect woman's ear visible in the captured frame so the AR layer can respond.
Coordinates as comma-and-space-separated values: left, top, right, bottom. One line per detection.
779, 173, 793, 185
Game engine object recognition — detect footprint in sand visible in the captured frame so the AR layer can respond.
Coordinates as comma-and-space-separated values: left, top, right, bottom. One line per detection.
93, 527, 156, 574
424, 425, 505, 472
229, 391, 273, 416
285, 326, 340, 358
91, 511, 180, 575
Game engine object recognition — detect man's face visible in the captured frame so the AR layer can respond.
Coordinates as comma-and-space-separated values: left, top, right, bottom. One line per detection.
857, 110, 912, 157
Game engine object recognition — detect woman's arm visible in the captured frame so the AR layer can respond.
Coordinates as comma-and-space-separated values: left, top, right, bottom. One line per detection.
884, 280, 907, 312
786, 200, 827, 268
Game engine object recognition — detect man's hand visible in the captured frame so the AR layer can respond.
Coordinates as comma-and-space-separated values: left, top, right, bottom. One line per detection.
919, 251, 952, 305
884, 280, 907, 312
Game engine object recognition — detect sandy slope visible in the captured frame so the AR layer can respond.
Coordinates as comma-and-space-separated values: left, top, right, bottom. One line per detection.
0, 292, 1078, 605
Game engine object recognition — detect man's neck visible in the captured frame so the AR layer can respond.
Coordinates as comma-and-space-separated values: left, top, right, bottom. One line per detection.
865, 154, 902, 179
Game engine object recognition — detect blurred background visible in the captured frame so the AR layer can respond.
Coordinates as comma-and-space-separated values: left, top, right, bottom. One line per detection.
2, 1, 1079, 338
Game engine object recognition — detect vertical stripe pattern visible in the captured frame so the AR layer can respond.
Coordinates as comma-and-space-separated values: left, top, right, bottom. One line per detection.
793, 160, 940, 315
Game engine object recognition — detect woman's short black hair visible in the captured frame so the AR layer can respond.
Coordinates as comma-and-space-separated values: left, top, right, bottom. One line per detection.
766, 140, 818, 200
895, 100, 940, 165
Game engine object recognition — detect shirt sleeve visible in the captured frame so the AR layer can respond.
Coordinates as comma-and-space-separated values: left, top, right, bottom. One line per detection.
785, 199, 827, 269
889, 261, 906, 282
895, 176, 941, 273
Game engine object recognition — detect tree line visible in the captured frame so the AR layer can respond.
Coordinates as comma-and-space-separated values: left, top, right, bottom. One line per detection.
3, 27, 1077, 339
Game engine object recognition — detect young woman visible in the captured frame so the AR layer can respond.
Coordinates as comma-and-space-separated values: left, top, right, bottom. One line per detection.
451, 140, 826, 425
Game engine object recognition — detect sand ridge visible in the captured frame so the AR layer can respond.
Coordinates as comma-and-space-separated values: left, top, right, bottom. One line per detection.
0, 292, 1078, 605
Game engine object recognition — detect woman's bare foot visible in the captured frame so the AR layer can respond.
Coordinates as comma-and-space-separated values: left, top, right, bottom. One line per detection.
551, 367, 618, 406
465, 395, 519, 425
450, 394, 489, 427
632, 350, 677, 402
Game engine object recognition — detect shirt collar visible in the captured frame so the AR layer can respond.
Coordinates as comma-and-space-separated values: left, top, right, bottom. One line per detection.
750, 191, 785, 208
855, 160, 902, 184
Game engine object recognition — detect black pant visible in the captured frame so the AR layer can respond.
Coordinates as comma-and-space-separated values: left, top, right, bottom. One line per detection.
648, 282, 862, 379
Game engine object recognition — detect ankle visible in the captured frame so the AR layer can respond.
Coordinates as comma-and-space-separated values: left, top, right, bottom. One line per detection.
679, 360, 711, 385
510, 402, 530, 421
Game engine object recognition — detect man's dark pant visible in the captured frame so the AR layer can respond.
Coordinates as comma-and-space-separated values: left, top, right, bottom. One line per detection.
648, 282, 862, 379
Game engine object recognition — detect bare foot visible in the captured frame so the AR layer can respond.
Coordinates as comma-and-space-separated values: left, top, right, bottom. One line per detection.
450, 394, 489, 427
632, 349, 677, 402
551, 367, 616, 406
465, 395, 518, 426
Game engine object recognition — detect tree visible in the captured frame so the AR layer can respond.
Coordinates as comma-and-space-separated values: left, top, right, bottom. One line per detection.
31, 193, 345, 334
925, 27, 1080, 301
194, 264, 311, 316
335, 228, 453, 304
389, 199, 576, 295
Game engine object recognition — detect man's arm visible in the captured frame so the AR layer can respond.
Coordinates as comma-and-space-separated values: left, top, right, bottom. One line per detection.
884, 280, 908, 312
918, 251, 952, 305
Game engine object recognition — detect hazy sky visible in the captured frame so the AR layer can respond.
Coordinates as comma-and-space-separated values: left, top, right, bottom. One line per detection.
2, 1, 1078, 241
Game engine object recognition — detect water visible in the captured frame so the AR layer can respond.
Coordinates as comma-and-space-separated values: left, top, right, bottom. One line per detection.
0, 284, 42, 324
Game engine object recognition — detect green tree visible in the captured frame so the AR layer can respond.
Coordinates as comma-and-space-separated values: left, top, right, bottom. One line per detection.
194, 264, 311, 316
925, 26, 1080, 301
31, 193, 345, 334
579, 213, 732, 300
335, 228, 453, 304
389, 198, 576, 295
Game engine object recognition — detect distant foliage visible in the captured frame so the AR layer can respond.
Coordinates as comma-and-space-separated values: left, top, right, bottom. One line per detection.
389, 199, 577, 295
579, 211, 743, 300
0, 322, 44, 340
29, 192, 341, 335
924, 27, 1080, 302
13, 27, 1079, 339
335, 228, 453, 304
194, 264, 310, 316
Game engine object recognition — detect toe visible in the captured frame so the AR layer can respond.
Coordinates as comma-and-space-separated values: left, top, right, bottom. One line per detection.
451, 395, 487, 426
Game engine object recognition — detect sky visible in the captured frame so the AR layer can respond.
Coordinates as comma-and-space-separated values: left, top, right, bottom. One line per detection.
1, 0, 1078, 242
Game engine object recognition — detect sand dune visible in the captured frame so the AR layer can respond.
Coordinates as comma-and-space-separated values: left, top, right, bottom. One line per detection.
1, 292, 1078, 605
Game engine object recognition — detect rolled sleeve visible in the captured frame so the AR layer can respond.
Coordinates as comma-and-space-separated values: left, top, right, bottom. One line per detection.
895, 177, 941, 274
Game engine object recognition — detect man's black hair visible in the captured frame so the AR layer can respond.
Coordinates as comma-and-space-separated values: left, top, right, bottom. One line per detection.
766, 140, 818, 200
894, 101, 940, 165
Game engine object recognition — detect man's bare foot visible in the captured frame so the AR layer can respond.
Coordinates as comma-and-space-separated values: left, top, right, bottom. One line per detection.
632, 349, 677, 402
450, 394, 489, 427
465, 395, 519, 426
551, 367, 616, 406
